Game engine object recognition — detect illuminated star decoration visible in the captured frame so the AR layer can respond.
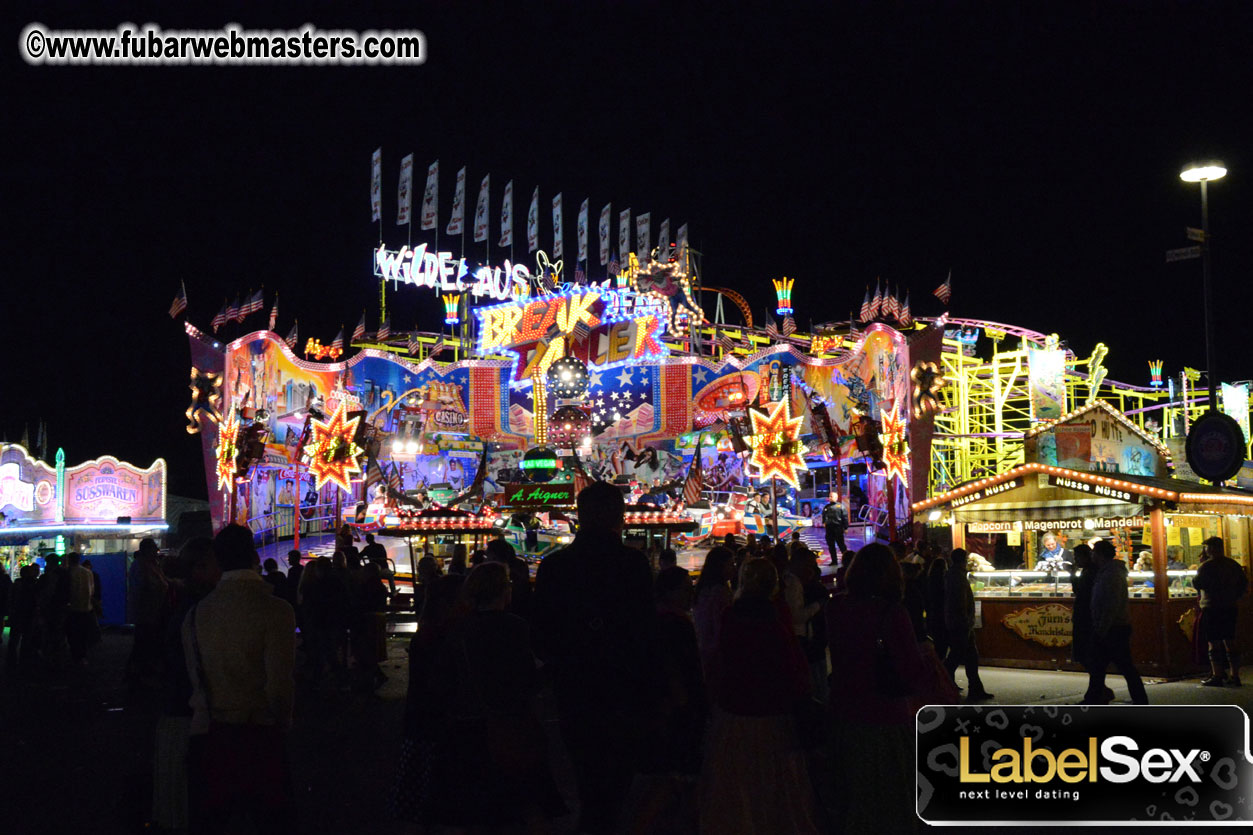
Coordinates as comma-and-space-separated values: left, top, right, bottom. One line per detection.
910, 361, 945, 420
305, 401, 365, 493
214, 410, 240, 493
879, 402, 910, 483
186, 367, 223, 434
748, 399, 807, 488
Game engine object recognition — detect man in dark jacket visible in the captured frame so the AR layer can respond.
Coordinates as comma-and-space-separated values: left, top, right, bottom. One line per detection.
821, 492, 850, 565
1194, 537, 1249, 687
532, 481, 659, 835
1090, 540, 1148, 704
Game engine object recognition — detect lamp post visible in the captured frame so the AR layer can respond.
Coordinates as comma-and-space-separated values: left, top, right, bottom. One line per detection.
1180, 162, 1227, 412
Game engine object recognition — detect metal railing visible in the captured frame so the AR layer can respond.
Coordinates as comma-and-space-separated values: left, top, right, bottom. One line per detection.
247, 502, 338, 548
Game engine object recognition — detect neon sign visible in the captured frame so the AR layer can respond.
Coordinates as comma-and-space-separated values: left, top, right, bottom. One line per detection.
375, 244, 532, 302
474, 287, 670, 382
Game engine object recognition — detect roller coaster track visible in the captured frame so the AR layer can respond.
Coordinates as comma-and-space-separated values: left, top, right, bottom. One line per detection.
704, 287, 753, 328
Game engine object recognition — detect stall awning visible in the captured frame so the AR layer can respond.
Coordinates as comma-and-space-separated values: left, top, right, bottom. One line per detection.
912, 462, 1253, 523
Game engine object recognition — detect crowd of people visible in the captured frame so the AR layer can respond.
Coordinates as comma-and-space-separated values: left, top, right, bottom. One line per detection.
1, 549, 102, 675
390, 483, 975, 834
2, 484, 1249, 834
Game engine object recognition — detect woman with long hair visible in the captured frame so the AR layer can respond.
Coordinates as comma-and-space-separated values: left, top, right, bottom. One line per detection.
826, 543, 930, 834
692, 546, 736, 688
700, 559, 819, 834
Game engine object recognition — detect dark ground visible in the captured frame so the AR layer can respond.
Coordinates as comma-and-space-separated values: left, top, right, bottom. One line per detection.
2, 627, 1246, 834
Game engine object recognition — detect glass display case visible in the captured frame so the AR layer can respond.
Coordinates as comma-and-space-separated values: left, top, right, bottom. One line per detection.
969, 569, 1197, 599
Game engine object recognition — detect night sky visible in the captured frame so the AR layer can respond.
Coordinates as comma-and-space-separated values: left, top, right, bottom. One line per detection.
6, 1, 1253, 498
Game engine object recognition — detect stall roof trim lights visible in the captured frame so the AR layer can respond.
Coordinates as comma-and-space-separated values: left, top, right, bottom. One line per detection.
912, 462, 1182, 512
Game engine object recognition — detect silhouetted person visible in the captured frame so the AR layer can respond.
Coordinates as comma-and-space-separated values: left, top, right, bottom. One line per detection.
486, 537, 532, 621
700, 559, 818, 834
6, 564, 39, 674
943, 548, 993, 700
361, 532, 395, 597
65, 552, 95, 664
693, 546, 736, 689
183, 524, 297, 834
1090, 540, 1148, 704
155, 537, 221, 834
532, 481, 658, 834
390, 572, 464, 825
128, 538, 168, 683
428, 562, 566, 828
1194, 536, 1248, 687
261, 558, 285, 596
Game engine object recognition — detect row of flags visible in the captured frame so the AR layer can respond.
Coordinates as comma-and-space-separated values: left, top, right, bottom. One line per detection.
375, 150, 689, 266
169, 281, 456, 359
199, 289, 275, 332
856, 271, 954, 325
858, 280, 913, 325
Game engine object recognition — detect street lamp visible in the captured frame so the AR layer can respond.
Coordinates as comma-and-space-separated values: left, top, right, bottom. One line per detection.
1180, 162, 1226, 412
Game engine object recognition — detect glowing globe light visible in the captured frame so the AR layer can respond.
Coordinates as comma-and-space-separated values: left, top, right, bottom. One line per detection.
546, 356, 590, 399
548, 405, 591, 449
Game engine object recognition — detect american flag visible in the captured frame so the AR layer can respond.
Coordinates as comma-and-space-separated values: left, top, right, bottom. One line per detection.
330, 328, 345, 351
284, 321, 299, 348
387, 464, 402, 492
883, 288, 899, 320
407, 333, 421, 355
226, 296, 241, 322
898, 292, 912, 327
859, 288, 872, 323
868, 281, 882, 319
428, 338, 447, 357
167, 282, 188, 318
682, 444, 703, 505
377, 317, 390, 341
764, 319, 780, 340
572, 467, 592, 498
608, 255, 619, 276
245, 289, 265, 315
934, 271, 952, 305
269, 294, 279, 331
717, 331, 735, 353
211, 303, 228, 332
574, 265, 585, 284
352, 313, 367, 343
781, 315, 797, 337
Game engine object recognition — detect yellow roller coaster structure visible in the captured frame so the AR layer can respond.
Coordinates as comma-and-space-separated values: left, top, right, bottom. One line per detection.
926, 317, 1243, 493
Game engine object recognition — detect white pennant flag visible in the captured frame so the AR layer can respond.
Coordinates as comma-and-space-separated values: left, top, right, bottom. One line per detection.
527, 187, 540, 253
551, 193, 564, 259
618, 208, 631, 262
446, 166, 466, 235
397, 154, 414, 225
420, 160, 439, 230
636, 212, 651, 261
676, 222, 689, 256
599, 203, 611, 266
473, 174, 490, 242
657, 218, 670, 258
370, 148, 382, 222
499, 180, 514, 247
577, 199, 589, 263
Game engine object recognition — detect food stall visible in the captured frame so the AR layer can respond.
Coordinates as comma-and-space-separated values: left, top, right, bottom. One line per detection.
914, 440, 1252, 678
